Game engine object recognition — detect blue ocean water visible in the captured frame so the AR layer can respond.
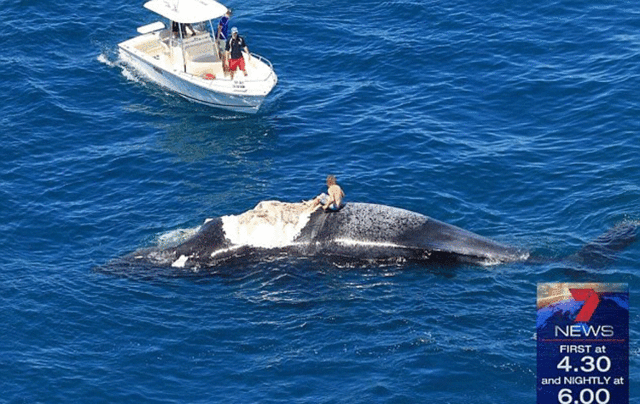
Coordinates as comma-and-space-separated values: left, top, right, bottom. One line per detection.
2, 0, 640, 402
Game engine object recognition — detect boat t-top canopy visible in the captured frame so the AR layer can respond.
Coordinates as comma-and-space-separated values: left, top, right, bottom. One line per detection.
144, 0, 228, 24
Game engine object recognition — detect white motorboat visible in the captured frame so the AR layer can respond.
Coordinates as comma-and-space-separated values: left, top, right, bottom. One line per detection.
118, 0, 277, 114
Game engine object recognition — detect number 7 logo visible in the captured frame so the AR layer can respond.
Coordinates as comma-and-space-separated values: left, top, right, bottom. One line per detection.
570, 288, 600, 322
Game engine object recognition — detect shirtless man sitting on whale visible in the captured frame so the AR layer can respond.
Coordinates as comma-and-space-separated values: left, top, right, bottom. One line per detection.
307, 175, 345, 212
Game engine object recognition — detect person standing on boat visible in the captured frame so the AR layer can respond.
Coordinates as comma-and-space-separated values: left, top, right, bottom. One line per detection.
225, 27, 250, 78
171, 21, 195, 38
216, 9, 232, 54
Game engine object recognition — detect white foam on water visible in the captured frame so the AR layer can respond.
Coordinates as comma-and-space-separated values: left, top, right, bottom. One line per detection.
475, 251, 530, 267
96, 53, 114, 67
97, 50, 144, 84
144, 249, 177, 266
156, 226, 201, 248
221, 201, 314, 249
120, 65, 142, 83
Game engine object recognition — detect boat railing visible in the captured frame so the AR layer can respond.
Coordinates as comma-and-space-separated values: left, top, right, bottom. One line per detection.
246, 53, 276, 82
182, 51, 275, 86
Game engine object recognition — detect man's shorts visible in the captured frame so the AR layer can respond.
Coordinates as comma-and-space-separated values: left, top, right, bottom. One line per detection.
229, 57, 246, 72
317, 193, 341, 211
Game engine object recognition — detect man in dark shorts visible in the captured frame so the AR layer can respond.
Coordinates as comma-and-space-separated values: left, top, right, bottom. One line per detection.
225, 27, 250, 79
308, 175, 345, 212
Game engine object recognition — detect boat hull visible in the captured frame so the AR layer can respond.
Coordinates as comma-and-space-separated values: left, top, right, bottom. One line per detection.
118, 44, 274, 114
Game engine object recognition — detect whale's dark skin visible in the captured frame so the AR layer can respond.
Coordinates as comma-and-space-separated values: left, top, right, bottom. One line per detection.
292, 203, 525, 265
115, 201, 639, 273
126, 202, 530, 269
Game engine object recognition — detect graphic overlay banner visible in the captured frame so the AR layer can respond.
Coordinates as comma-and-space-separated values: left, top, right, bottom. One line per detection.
537, 283, 629, 404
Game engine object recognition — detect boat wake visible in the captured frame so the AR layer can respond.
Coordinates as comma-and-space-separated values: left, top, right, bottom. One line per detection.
97, 51, 144, 84
96, 52, 117, 68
